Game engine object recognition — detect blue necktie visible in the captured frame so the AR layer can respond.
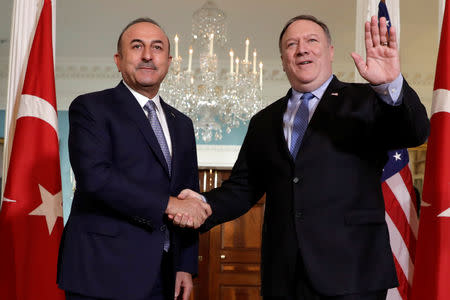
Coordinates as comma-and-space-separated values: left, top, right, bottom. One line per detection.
290, 92, 314, 158
144, 100, 171, 251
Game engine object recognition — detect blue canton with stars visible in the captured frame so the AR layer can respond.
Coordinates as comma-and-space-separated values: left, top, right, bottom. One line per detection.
381, 149, 410, 182
378, 1, 392, 31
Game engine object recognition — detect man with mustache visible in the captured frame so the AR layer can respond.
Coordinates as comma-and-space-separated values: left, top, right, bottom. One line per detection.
175, 15, 429, 300
57, 18, 211, 300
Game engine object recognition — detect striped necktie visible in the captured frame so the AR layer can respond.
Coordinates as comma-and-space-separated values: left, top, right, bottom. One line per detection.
144, 100, 171, 251
144, 100, 171, 175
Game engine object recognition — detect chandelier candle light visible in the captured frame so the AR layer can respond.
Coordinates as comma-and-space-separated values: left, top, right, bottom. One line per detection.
161, 0, 263, 142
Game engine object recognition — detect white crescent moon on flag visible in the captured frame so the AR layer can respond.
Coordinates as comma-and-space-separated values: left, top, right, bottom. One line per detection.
431, 89, 450, 115
17, 94, 59, 138
438, 208, 450, 217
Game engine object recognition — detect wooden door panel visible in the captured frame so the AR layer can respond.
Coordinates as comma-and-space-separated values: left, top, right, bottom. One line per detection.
220, 263, 260, 273
220, 285, 261, 300
222, 203, 263, 249
193, 169, 263, 300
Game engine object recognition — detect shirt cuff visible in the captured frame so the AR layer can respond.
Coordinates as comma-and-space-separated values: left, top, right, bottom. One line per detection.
370, 73, 404, 106
200, 195, 207, 203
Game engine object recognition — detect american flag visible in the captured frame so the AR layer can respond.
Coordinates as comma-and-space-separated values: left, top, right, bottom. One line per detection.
382, 149, 418, 300
377, 3, 417, 299
378, 0, 392, 32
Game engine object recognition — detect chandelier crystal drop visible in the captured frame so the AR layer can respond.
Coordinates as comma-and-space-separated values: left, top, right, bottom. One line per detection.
161, 1, 263, 142
192, 1, 227, 50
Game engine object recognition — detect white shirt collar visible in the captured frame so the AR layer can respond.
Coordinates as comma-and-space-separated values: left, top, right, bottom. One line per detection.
122, 81, 161, 111
291, 75, 333, 102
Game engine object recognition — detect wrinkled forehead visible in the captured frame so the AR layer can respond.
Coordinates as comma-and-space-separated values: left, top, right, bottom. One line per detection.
283, 19, 328, 41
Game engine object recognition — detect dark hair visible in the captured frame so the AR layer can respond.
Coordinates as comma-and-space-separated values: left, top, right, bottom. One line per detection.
278, 15, 332, 52
116, 17, 170, 55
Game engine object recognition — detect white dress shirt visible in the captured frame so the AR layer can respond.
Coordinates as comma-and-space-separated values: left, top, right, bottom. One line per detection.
123, 82, 172, 156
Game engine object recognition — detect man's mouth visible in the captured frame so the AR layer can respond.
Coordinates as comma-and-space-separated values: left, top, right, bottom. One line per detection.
138, 63, 157, 70
298, 61, 312, 65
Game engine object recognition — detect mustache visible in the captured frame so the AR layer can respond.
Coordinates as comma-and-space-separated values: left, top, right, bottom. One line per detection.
137, 62, 157, 69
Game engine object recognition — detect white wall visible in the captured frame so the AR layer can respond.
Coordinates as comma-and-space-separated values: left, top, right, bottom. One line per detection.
0, 0, 440, 114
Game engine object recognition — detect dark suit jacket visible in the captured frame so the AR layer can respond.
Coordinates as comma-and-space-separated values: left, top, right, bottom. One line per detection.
57, 82, 199, 300
202, 76, 430, 297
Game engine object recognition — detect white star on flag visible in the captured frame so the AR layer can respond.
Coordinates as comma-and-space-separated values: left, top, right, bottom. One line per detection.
393, 152, 402, 161
29, 185, 63, 235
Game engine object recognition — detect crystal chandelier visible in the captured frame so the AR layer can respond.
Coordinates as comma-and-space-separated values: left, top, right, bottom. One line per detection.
161, 1, 263, 142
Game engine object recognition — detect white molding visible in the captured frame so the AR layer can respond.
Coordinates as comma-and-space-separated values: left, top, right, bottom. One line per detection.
0, 60, 436, 113
0, 63, 435, 86
197, 144, 240, 168
0, 61, 434, 85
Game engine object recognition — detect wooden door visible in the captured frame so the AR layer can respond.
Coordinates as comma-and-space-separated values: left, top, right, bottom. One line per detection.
191, 169, 264, 300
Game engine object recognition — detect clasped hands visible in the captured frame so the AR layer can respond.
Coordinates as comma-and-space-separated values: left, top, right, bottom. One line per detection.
165, 189, 211, 229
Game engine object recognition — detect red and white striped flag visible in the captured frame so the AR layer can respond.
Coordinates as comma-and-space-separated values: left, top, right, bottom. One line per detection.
411, 1, 450, 299
382, 149, 418, 300
377, 2, 418, 299
0, 0, 65, 299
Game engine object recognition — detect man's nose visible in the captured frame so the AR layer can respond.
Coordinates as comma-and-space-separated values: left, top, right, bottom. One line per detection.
142, 47, 152, 61
296, 41, 309, 56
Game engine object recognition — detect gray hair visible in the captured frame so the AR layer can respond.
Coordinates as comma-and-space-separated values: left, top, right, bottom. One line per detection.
117, 17, 170, 55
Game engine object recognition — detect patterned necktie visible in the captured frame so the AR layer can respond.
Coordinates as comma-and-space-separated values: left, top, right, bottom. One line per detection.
144, 100, 171, 175
290, 92, 314, 158
144, 100, 171, 252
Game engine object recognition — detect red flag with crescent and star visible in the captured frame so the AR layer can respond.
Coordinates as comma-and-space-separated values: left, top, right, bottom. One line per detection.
0, 0, 65, 299
411, 0, 450, 299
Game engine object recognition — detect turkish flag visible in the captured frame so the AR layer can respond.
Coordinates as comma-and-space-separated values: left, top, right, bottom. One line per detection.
411, 1, 450, 300
0, 0, 65, 299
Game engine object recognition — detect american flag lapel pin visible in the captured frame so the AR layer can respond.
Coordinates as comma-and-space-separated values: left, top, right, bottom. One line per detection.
331, 92, 339, 96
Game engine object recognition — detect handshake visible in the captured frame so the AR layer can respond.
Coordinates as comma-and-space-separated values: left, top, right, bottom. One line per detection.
165, 189, 212, 229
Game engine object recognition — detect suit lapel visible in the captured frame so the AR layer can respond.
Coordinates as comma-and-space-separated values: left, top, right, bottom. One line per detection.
295, 76, 346, 160
273, 89, 294, 164
113, 82, 170, 176
160, 98, 177, 178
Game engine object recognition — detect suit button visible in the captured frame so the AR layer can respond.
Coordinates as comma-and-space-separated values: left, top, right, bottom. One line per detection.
295, 211, 302, 219
293, 177, 300, 184
160, 225, 167, 231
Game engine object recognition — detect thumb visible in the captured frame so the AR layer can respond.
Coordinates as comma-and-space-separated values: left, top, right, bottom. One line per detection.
178, 189, 190, 200
174, 277, 181, 298
350, 52, 367, 78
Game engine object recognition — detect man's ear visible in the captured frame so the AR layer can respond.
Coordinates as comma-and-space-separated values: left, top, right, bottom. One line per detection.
113, 53, 121, 72
281, 54, 285, 72
329, 45, 335, 62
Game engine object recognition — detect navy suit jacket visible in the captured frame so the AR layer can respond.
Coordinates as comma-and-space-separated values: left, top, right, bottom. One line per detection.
202, 77, 430, 297
57, 82, 199, 300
